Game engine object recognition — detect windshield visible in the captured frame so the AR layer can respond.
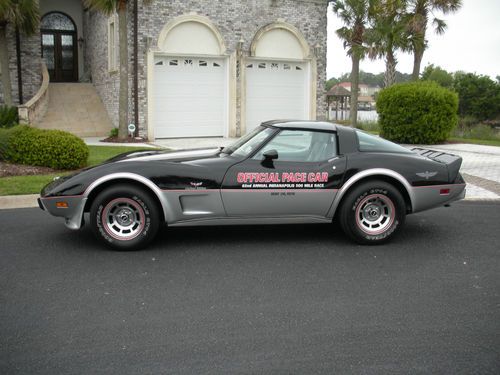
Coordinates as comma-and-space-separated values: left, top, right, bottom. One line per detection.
222, 126, 275, 157
356, 130, 413, 154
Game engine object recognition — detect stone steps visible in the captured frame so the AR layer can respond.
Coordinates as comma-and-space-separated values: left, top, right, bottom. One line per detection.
35, 83, 113, 138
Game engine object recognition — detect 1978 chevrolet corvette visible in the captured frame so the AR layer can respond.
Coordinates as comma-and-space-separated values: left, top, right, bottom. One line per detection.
39, 121, 466, 250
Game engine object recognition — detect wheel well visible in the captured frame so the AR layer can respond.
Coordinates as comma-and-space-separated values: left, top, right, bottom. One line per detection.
336, 175, 413, 216
84, 179, 165, 222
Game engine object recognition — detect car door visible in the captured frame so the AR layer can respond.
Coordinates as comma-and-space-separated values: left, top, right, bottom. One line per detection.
221, 128, 346, 217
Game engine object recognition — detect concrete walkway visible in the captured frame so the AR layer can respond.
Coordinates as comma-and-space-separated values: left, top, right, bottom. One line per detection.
1, 139, 499, 209
36, 83, 113, 138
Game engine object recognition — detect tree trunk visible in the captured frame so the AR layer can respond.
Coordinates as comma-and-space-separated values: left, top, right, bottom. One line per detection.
411, 46, 424, 80
350, 54, 360, 128
411, 4, 428, 81
117, 1, 129, 139
384, 51, 397, 88
0, 25, 13, 106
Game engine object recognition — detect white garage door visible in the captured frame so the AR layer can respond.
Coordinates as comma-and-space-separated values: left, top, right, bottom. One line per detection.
153, 56, 226, 138
245, 60, 308, 134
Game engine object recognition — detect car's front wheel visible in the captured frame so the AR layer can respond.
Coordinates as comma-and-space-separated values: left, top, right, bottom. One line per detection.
90, 184, 160, 250
338, 180, 406, 245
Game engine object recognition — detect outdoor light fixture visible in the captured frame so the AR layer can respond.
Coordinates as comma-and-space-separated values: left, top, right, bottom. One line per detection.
237, 38, 244, 52
144, 36, 153, 49
314, 43, 321, 57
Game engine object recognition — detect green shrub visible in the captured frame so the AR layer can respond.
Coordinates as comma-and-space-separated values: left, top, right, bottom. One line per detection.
467, 124, 499, 140
0, 127, 17, 160
454, 72, 500, 121
454, 123, 500, 141
109, 127, 118, 137
3, 126, 89, 169
0, 106, 19, 128
376, 81, 458, 144
358, 120, 380, 133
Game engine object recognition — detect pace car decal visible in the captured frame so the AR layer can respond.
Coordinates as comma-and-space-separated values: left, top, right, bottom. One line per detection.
237, 172, 329, 189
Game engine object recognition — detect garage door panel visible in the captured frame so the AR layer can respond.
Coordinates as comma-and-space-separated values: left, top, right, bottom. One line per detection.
155, 109, 224, 120
153, 56, 226, 138
246, 60, 308, 133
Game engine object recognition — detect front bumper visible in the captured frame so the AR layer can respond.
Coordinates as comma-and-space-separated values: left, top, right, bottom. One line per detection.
38, 196, 87, 230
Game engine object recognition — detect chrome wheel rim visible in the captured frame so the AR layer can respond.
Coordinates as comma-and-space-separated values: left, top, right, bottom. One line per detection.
102, 198, 145, 240
355, 194, 395, 235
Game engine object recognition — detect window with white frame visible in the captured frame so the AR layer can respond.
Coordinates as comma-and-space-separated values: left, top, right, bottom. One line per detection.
107, 15, 119, 72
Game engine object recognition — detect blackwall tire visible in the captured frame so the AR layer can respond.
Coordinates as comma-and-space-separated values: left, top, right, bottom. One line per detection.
90, 185, 160, 250
339, 180, 406, 245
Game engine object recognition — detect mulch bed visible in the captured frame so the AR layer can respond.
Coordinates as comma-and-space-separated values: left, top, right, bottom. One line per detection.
0, 161, 59, 177
101, 136, 149, 143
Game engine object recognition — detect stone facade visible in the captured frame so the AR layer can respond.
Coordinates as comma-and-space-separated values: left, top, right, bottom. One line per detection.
2, 0, 327, 137
83, 10, 121, 130
0, 24, 42, 107
84, 0, 328, 138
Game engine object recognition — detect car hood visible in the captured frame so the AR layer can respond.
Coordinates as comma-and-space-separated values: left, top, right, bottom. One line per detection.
105, 147, 223, 164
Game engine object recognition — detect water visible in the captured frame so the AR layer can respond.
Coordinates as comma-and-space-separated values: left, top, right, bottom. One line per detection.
328, 110, 378, 122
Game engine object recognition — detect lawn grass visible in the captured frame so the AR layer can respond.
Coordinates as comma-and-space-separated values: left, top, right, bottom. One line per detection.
0, 145, 158, 196
447, 137, 500, 147
0, 173, 61, 196
86, 145, 155, 166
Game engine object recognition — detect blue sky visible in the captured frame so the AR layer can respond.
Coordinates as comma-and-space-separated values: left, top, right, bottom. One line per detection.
327, 0, 500, 80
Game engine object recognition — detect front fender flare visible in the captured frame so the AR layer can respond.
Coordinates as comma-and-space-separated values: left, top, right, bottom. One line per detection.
84, 172, 172, 222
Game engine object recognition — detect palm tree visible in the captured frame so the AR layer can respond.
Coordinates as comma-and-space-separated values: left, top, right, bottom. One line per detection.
84, 0, 131, 139
0, 0, 39, 106
407, 0, 462, 80
367, 0, 411, 87
332, 0, 372, 128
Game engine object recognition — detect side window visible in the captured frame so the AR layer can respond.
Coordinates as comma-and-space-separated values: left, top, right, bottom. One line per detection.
107, 15, 119, 72
356, 130, 413, 154
254, 130, 337, 162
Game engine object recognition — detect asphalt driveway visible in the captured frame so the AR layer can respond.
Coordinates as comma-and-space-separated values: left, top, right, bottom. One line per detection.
1, 202, 499, 374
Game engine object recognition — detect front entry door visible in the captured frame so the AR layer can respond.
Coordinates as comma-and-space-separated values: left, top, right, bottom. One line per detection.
221, 129, 347, 217
41, 31, 77, 82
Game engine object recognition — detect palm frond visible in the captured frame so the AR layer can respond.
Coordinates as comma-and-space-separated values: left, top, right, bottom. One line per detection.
433, 0, 463, 14
83, 0, 119, 15
0, 0, 39, 35
432, 17, 447, 34
0, 0, 17, 24
16, 0, 39, 35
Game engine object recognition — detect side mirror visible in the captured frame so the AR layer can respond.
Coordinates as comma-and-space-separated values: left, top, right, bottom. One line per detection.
263, 149, 278, 161
261, 149, 278, 167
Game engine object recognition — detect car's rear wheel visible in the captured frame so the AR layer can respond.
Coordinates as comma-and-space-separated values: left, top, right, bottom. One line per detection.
90, 185, 160, 250
338, 180, 406, 245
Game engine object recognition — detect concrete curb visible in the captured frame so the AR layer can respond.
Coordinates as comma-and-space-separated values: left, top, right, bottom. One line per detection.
0, 194, 39, 210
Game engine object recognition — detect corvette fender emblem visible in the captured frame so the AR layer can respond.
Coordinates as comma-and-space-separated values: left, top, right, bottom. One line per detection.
416, 171, 437, 179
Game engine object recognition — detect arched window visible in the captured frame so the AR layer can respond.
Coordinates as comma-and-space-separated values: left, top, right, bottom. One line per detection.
41, 12, 76, 31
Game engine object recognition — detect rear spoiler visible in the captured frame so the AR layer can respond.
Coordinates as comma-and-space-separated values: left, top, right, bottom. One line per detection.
411, 147, 463, 182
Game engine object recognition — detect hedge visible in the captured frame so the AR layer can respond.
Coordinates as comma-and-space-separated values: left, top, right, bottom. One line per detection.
1, 125, 89, 170
0, 106, 19, 128
376, 81, 458, 144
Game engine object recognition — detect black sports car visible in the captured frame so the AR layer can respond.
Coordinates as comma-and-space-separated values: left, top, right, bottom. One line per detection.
39, 120, 466, 250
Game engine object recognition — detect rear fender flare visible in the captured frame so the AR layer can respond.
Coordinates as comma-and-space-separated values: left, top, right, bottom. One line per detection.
327, 168, 415, 218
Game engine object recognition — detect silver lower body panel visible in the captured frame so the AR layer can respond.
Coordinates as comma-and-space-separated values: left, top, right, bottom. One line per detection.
169, 215, 332, 227
411, 183, 466, 213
